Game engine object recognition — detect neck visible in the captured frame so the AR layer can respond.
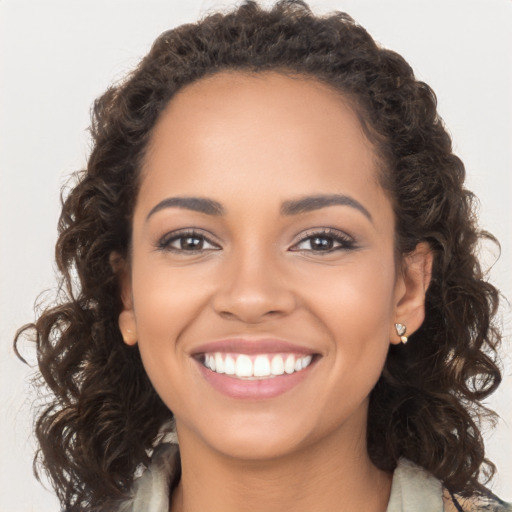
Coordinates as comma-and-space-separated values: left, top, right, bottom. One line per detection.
170, 414, 392, 512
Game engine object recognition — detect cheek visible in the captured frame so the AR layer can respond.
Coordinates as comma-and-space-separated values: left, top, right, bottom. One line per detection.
132, 259, 211, 333
129, 263, 207, 395
308, 253, 397, 336
308, 255, 396, 385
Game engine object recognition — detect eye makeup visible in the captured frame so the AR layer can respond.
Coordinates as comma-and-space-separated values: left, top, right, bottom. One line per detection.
155, 226, 358, 255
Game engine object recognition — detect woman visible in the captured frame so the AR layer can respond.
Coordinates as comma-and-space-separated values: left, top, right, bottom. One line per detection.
15, 1, 510, 511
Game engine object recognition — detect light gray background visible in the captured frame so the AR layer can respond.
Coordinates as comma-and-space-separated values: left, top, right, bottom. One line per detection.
1, 0, 511, 510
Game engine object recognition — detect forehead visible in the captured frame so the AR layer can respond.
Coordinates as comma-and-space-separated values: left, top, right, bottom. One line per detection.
139, 71, 385, 214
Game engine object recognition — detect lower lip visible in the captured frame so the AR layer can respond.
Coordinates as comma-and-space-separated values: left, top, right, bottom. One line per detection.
195, 359, 316, 400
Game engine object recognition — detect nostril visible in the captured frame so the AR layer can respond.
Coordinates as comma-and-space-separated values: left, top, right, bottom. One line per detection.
211, 277, 297, 323
218, 311, 236, 320
217, 308, 287, 323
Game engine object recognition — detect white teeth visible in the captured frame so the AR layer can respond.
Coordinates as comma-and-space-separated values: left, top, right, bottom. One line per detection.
224, 355, 235, 375
214, 353, 224, 374
270, 355, 285, 375
253, 355, 271, 377
203, 353, 314, 379
284, 354, 295, 374
235, 354, 253, 377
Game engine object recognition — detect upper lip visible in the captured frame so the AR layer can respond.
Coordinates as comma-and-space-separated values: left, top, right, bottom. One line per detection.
190, 338, 318, 356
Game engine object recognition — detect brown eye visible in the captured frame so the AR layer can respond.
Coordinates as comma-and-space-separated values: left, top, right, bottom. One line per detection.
309, 236, 335, 250
179, 236, 205, 250
291, 229, 356, 253
158, 230, 220, 253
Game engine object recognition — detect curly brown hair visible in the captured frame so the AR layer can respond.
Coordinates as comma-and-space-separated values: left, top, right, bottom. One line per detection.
15, 1, 503, 510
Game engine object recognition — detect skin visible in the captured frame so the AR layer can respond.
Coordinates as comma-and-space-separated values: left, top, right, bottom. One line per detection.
118, 71, 432, 512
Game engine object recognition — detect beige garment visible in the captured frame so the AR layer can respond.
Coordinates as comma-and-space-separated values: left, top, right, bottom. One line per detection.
114, 443, 510, 512
386, 458, 443, 512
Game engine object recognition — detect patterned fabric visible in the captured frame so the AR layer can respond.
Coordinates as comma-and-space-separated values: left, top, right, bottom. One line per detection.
447, 492, 512, 512
114, 444, 180, 512
111, 443, 511, 512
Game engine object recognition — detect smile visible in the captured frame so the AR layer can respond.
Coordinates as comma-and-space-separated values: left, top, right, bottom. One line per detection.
201, 352, 314, 379
191, 338, 319, 399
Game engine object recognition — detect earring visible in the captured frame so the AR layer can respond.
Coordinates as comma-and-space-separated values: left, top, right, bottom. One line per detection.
395, 323, 408, 344
119, 311, 137, 345
121, 328, 137, 345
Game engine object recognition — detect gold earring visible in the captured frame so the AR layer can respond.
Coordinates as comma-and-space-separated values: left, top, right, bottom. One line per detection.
121, 328, 137, 345
395, 323, 408, 344
119, 311, 137, 345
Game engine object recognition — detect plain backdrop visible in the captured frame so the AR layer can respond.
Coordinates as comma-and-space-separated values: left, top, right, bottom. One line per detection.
1, 0, 511, 510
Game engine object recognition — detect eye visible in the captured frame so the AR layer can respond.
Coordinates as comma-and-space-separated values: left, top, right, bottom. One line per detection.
290, 229, 356, 253
157, 230, 220, 253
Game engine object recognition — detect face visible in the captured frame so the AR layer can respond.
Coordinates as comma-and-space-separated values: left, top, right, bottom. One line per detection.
119, 71, 426, 461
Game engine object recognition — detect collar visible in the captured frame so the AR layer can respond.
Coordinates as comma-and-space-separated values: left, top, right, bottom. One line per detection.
117, 443, 444, 512
386, 457, 443, 512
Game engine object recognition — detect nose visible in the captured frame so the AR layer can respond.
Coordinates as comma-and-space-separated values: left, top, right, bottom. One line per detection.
212, 249, 297, 324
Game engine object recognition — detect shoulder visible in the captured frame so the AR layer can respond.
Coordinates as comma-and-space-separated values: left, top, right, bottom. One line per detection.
104, 443, 180, 512
389, 458, 511, 512
443, 489, 512, 512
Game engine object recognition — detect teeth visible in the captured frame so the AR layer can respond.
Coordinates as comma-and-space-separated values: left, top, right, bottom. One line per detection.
284, 355, 295, 374
253, 355, 271, 377
270, 355, 285, 375
235, 354, 253, 377
215, 353, 225, 374
202, 352, 313, 379
224, 355, 235, 375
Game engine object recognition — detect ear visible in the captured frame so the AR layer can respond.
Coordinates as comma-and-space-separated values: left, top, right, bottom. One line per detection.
110, 251, 138, 346
390, 242, 433, 345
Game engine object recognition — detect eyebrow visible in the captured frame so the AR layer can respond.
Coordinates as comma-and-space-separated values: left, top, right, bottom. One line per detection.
146, 193, 372, 222
146, 197, 225, 220
281, 194, 373, 222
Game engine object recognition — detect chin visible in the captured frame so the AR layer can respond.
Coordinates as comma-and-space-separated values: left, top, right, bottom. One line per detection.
177, 410, 319, 462
207, 432, 306, 462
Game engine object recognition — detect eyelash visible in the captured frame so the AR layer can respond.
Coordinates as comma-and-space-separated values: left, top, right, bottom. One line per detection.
290, 228, 357, 253
156, 228, 356, 254
157, 229, 219, 253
